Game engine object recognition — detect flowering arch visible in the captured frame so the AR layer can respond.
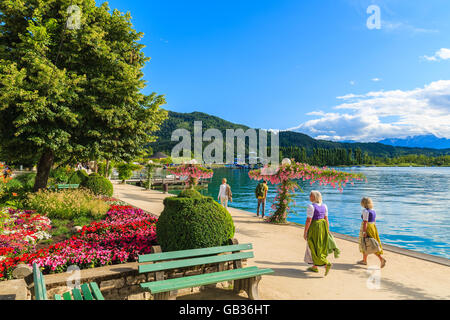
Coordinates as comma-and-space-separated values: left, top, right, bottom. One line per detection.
249, 161, 366, 223
168, 164, 214, 189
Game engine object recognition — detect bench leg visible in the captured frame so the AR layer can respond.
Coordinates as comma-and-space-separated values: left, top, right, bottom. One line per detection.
243, 276, 261, 300
233, 279, 243, 294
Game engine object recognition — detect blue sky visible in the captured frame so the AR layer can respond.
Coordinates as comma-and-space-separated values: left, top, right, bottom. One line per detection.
105, 0, 450, 142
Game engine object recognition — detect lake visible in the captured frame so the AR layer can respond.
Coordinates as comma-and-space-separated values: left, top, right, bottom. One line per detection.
185, 167, 450, 259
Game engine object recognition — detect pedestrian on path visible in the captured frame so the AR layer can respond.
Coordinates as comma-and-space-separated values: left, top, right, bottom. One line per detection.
303, 190, 336, 276
255, 180, 268, 218
357, 197, 386, 268
218, 178, 232, 208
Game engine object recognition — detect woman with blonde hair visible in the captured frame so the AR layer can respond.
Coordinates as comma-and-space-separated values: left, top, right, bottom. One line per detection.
218, 178, 232, 208
358, 197, 386, 268
303, 190, 337, 276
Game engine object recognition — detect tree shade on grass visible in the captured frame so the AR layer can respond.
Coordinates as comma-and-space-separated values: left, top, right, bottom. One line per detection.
0, 0, 167, 191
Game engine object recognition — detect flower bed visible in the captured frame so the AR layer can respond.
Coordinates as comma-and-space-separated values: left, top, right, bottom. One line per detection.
0, 204, 158, 280
0, 208, 52, 258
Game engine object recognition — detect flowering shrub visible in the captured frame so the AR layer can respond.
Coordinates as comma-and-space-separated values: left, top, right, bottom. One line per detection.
0, 205, 157, 280
168, 164, 213, 188
0, 208, 51, 259
101, 197, 129, 206
249, 161, 367, 223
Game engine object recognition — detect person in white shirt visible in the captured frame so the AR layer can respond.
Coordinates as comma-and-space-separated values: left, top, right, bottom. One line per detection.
218, 178, 232, 208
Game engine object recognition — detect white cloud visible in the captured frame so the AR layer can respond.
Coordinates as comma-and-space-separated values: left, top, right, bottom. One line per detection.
422, 48, 450, 62
372, 78, 382, 82
288, 80, 450, 142
349, 80, 356, 85
382, 21, 438, 34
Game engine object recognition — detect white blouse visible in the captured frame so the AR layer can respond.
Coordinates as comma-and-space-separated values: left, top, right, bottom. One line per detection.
306, 203, 328, 219
218, 184, 228, 198
361, 208, 376, 222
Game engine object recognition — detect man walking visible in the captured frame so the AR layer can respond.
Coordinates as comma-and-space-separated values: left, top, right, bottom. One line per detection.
255, 180, 268, 217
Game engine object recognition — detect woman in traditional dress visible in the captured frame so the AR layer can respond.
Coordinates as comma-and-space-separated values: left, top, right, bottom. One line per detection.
303, 190, 334, 276
358, 197, 386, 268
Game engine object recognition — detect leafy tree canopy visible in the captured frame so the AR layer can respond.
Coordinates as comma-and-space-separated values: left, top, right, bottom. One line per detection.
0, 0, 167, 190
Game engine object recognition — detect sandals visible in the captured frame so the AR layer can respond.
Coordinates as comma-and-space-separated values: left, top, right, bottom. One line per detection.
307, 266, 319, 273
357, 260, 367, 265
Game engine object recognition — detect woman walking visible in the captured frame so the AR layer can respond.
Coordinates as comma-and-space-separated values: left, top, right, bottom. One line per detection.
303, 190, 333, 276
358, 197, 386, 268
218, 178, 232, 208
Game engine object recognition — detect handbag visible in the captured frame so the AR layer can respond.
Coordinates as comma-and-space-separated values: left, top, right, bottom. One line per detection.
362, 236, 381, 254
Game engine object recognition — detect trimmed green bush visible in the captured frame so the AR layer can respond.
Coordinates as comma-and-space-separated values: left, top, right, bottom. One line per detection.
49, 167, 73, 184
156, 192, 235, 251
14, 173, 36, 191
68, 170, 88, 185
178, 188, 203, 198
81, 175, 114, 197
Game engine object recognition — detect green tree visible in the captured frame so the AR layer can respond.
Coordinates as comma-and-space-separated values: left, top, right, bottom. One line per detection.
0, 0, 167, 191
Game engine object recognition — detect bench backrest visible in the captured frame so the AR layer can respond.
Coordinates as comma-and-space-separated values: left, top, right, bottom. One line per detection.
33, 263, 47, 300
138, 243, 253, 274
57, 184, 79, 189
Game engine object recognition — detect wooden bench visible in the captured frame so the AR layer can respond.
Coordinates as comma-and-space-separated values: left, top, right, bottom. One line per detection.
56, 184, 79, 190
138, 242, 273, 300
32, 263, 104, 300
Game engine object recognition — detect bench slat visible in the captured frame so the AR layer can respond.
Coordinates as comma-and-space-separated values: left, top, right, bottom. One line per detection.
89, 282, 105, 300
141, 267, 274, 294
139, 243, 253, 263
81, 283, 94, 300
33, 263, 47, 300
139, 251, 254, 274
72, 288, 83, 300
62, 291, 72, 300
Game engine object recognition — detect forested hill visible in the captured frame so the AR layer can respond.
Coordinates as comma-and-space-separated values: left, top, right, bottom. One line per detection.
150, 110, 450, 158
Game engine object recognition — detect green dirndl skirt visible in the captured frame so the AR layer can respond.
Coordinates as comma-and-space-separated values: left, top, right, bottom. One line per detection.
307, 219, 333, 266
359, 222, 383, 255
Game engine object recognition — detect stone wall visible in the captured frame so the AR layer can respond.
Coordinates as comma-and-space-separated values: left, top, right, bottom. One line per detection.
0, 261, 154, 300
1, 260, 239, 300
35, 262, 153, 300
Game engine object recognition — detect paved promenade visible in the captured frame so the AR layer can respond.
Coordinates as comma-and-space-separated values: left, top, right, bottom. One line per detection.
114, 183, 450, 300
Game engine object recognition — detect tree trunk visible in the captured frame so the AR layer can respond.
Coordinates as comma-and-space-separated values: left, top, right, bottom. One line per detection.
33, 149, 55, 192
105, 159, 110, 178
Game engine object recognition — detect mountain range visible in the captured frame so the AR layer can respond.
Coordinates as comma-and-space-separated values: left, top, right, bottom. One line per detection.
378, 135, 450, 149
151, 110, 450, 158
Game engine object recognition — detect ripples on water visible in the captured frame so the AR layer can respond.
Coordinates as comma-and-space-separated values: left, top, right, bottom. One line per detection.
195, 167, 450, 259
